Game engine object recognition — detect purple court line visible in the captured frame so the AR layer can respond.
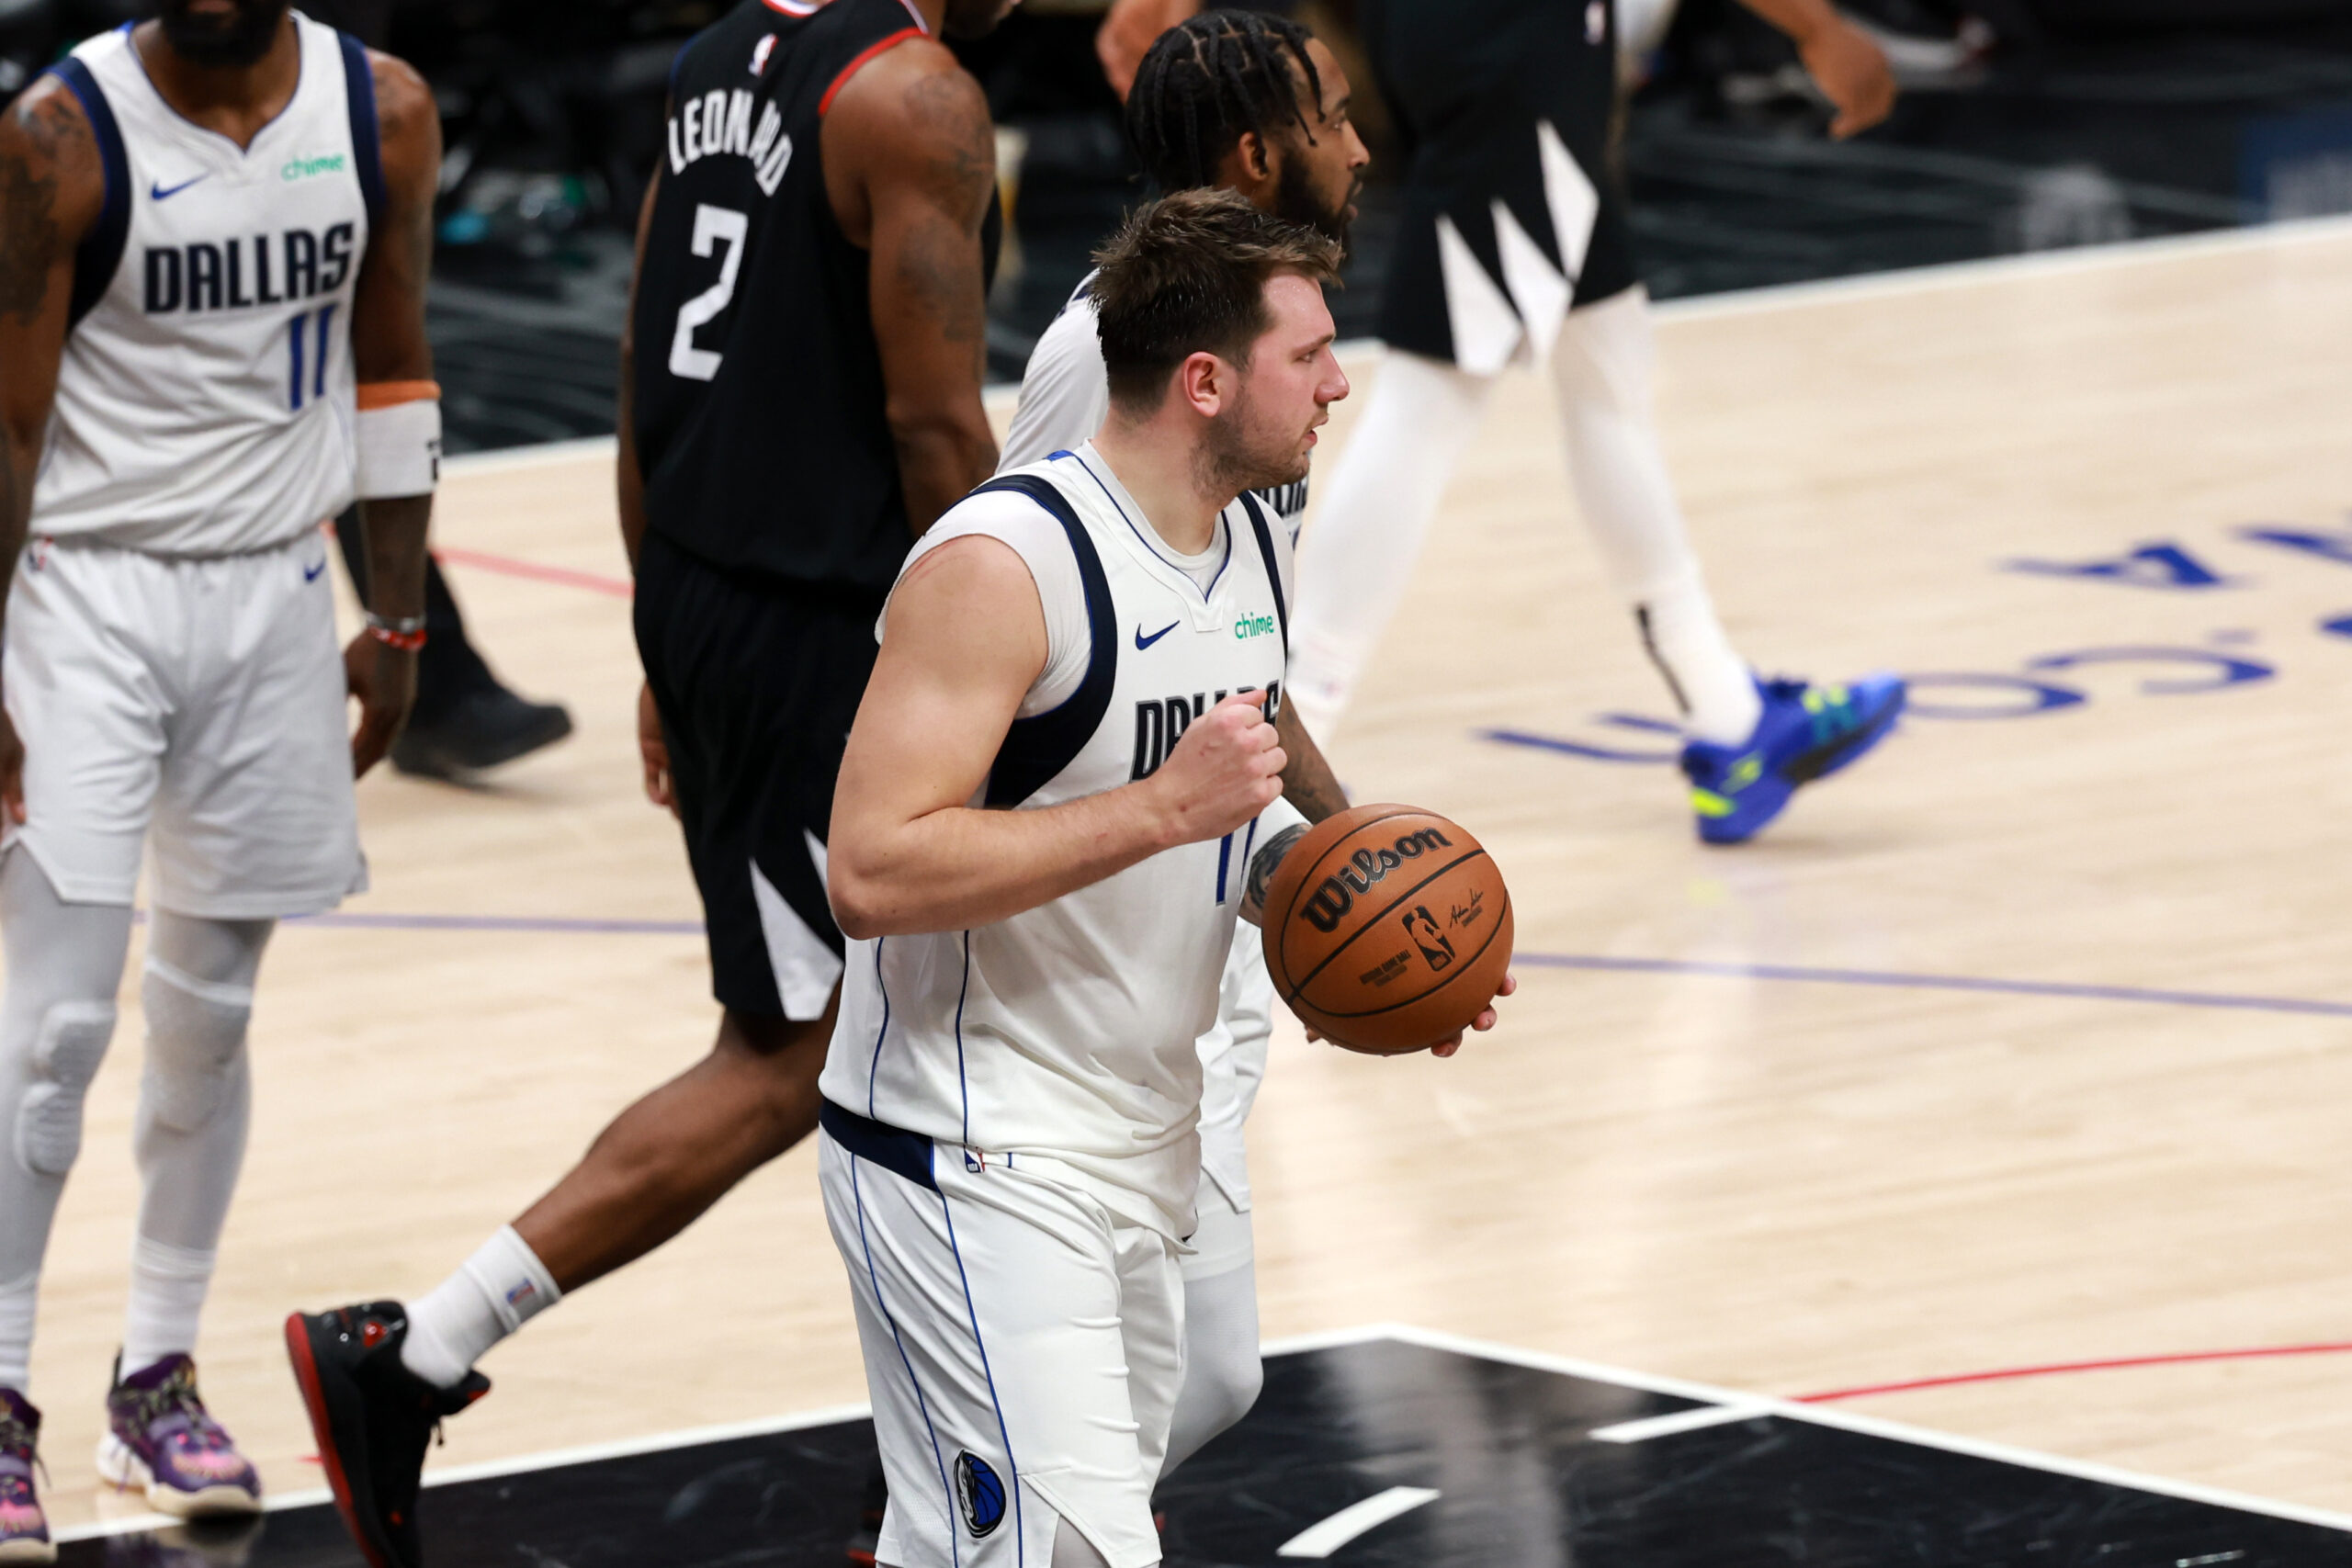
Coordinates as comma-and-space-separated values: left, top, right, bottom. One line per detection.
282, 911, 702, 935
250, 914, 2352, 1021
1514, 953, 2352, 1020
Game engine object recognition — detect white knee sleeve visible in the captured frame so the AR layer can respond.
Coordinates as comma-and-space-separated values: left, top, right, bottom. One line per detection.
141, 957, 252, 1134
16, 1000, 116, 1177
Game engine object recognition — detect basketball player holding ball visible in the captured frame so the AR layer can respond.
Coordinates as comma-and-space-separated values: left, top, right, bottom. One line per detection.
992, 9, 1366, 1483
819, 189, 1508, 1568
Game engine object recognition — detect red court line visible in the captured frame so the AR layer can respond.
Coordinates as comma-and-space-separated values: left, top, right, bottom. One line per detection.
1799, 1341, 2352, 1403
434, 545, 632, 599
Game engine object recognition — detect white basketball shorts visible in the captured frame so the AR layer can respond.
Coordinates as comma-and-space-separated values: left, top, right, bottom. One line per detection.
2, 531, 366, 918
820, 1101, 1183, 1568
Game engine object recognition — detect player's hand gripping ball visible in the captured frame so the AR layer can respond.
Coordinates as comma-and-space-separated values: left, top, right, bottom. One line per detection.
1260, 804, 1513, 1055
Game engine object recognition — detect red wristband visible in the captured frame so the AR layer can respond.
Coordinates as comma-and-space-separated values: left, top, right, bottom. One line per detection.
366, 614, 427, 652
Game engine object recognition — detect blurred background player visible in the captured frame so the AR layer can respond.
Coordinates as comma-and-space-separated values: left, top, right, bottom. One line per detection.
0, 0, 440, 1551
285, 0, 1012, 1562
1105, 0, 1909, 843
994, 7, 1365, 1480
302, 0, 572, 784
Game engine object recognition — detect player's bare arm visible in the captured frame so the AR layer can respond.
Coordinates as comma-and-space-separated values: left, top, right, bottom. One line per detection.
828, 536, 1283, 939
616, 168, 676, 812
1097, 0, 1201, 100
1276, 701, 1346, 823
342, 50, 440, 777
0, 79, 103, 825
1736, 0, 1896, 138
824, 40, 998, 535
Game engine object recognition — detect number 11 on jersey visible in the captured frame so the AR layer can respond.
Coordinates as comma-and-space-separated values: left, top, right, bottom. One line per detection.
287, 304, 336, 411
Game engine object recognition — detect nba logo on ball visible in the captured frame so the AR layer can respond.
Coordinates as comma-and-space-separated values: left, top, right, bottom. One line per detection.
955, 1451, 1006, 1538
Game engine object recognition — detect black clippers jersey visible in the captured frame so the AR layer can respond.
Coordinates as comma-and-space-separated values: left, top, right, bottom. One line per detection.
634, 0, 931, 597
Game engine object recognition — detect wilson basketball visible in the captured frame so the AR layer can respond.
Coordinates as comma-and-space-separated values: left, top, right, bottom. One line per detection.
1261, 804, 1513, 1055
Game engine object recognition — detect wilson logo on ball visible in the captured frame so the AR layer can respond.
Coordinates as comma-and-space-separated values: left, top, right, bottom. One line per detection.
1298, 827, 1454, 932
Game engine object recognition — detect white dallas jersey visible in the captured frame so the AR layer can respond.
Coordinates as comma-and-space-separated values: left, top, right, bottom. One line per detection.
820, 446, 1294, 1236
999, 272, 1308, 536
34, 14, 375, 555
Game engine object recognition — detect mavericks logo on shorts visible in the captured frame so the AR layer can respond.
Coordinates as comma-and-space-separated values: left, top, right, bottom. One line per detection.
955, 1450, 1006, 1538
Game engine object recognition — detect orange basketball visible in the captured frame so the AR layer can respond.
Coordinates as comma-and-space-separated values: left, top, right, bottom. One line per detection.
1260, 804, 1513, 1055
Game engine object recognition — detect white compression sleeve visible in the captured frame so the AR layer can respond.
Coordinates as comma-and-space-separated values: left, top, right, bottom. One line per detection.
124, 908, 272, 1374
1550, 288, 1760, 743
1162, 1244, 1261, 1477
0, 851, 133, 1392
1285, 351, 1497, 736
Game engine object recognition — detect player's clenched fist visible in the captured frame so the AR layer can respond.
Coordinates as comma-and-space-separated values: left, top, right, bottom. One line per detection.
1146, 689, 1285, 845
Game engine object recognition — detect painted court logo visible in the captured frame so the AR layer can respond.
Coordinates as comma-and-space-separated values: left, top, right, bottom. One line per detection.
955, 1451, 1006, 1538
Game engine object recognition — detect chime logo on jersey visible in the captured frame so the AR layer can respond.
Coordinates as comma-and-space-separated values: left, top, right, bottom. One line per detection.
141, 223, 356, 314
953, 1451, 1005, 1538
280, 152, 346, 181
665, 85, 794, 195
1128, 682, 1281, 780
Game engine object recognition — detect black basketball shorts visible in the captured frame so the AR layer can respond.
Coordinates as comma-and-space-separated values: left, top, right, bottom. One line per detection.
634, 529, 881, 1021
1363, 0, 1641, 369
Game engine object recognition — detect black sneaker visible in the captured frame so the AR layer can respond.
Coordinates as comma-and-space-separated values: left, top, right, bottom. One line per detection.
390, 687, 572, 780
282, 1303, 488, 1568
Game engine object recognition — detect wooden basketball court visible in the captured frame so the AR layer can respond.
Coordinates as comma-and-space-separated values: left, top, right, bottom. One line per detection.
26, 217, 2352, 1542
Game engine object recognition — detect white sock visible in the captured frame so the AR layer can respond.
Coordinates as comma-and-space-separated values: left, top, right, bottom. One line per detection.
401, 1225, 560, 1390
1551, 289, 1761, 744
1285, 350, 1497, 736
121, 1237, 215, 1377
0, 1270, 35, 1393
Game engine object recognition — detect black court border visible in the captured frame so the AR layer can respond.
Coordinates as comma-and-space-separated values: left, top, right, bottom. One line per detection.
53, 1323, 2352, 1550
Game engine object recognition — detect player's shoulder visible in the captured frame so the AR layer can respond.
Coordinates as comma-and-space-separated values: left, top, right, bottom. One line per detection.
941, 465, 1073, 531
0, 70, 105, 231
823, 28, 986, 144
363, 49, 434, 145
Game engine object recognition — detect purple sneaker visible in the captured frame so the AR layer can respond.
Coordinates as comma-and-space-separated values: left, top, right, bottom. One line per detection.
0, 1388, 53, 1564
97, 1354, 261, 1518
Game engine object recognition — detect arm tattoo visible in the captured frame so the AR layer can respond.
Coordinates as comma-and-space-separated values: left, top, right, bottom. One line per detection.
896, 216, 986, 347
1246, 823, 1310, 912
0, 97, 82, 326
902, 71, 993, 227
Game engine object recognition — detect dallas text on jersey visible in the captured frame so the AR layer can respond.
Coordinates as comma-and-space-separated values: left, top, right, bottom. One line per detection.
141, 224, 356, 314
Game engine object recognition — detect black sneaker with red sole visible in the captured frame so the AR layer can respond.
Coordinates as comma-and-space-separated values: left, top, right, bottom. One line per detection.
283, 1303, 488, 1568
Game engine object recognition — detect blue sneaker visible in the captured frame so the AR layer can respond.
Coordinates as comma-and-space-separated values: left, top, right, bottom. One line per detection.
1680, 674, 1906, 844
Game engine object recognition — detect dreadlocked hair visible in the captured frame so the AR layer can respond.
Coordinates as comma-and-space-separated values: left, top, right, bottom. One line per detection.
1125, 9, 1323, 195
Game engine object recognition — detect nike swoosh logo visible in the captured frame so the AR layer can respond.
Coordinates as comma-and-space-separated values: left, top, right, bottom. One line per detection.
1134, 621, 1179, 650
150, 174, 208, 200
303, 558, 328, 581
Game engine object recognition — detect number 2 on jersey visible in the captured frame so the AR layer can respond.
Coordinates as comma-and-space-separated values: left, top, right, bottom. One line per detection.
286, 304, 336, 411
669, 204, 749, 381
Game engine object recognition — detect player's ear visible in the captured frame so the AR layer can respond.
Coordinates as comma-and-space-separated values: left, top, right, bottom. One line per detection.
1234, 129, 1274, 185
1177, 350, 1227, 418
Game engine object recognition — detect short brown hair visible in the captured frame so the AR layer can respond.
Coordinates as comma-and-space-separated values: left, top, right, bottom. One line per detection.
1091, 187, 1342, 415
